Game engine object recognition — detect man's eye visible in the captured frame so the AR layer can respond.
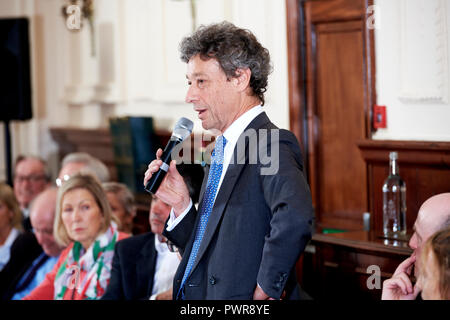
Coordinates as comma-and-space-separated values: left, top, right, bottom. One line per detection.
187, 81, 192, 86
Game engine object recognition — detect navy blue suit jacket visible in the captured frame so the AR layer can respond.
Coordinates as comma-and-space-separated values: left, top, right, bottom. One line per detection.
163, 112, 313, 300
102, 233, 157, 300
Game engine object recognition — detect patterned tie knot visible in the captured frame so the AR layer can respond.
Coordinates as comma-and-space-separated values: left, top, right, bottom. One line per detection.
212, 135, 227, 165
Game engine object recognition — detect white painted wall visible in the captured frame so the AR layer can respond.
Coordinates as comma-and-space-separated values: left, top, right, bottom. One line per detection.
0, 0, 289, 180
373, 0, 450, 141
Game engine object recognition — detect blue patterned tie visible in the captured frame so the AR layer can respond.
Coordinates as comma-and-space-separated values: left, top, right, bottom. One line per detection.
177, 135, 227, 299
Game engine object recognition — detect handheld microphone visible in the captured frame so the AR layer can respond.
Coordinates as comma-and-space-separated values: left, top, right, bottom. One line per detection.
144, 117, 194, 194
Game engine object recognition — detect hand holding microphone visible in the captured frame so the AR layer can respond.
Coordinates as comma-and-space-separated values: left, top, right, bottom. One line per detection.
143, 118, 193, 215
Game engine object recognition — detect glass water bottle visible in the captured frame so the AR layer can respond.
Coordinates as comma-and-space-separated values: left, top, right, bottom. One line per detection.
382, 151, 407, 238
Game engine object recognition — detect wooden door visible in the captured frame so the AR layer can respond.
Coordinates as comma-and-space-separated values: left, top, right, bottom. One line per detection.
287, 0, 376, 231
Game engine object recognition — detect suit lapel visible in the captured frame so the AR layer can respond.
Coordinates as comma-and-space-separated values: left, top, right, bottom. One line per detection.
189, 112, 271, 274
197, 164, 210, 207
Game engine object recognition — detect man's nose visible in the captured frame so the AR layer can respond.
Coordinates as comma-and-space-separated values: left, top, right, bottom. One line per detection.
35, 232, 43, 244
22, 179, 32, 187
185, 85, 198, 104
409, 233, 417, 249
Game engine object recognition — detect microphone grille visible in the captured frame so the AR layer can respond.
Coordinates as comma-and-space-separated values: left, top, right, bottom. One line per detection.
173, 117, 194, 141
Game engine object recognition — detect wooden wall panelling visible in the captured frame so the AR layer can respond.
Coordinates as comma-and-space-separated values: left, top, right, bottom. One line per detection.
307, 231, 412, 300
50, 128, 118, 181
286, 0, 307, 156
358, 139, 450, 233
314, 19, 368, 230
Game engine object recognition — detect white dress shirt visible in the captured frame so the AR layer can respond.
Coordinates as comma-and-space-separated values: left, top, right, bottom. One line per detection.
166, 105, 264, 230
149, 235, 181, 300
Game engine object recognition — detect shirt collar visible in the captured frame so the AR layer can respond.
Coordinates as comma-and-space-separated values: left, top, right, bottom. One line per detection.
222, 105, 264, 148
154, 234, 169, 254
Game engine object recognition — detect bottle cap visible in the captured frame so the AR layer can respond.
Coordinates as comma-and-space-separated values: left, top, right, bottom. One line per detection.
389, 151, 398, 160
363, 212, 371, 231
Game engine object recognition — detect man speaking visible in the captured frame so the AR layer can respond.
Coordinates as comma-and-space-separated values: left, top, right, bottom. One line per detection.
144, 21, 313, 300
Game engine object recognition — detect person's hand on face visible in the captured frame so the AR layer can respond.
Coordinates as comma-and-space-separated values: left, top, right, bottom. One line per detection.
382, 255, 421, 300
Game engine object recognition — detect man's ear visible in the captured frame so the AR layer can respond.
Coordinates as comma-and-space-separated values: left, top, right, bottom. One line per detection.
233, 68, 252, 92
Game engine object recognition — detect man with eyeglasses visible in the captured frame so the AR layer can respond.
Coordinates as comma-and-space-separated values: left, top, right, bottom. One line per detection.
0, 188, 64, 300
13, 156, 50, 231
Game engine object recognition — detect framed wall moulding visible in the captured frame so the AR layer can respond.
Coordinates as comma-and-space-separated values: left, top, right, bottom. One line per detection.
399, 0, 449, 104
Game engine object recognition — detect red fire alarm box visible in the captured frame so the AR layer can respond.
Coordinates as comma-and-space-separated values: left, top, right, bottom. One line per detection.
373, 105, 386, 129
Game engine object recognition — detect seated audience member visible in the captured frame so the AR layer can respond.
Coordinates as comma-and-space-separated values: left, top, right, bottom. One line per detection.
102, 182, 136, 235
417, 227, 450, 300
56, 152, 110, 187
383, 227, 450, 300
7, 188, 65, 300
382, 193, 450, 300
23, 174, 129, 300
0, 183, 23, 271
102, 164, 204, 300
13, 155, 50, 230
0, 232, 41, 300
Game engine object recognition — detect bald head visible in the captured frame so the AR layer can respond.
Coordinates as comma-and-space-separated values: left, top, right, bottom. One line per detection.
30, 187, 63, 256
409, 193, 450, 275
57, 162, 86, 181
57, 152, 110, 186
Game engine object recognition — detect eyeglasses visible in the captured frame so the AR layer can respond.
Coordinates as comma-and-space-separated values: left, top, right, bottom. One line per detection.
14, 175, 47, 183
55, 174, 71, 187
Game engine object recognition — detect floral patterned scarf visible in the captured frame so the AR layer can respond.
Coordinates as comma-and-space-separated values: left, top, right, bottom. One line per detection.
53, 223, 118, 300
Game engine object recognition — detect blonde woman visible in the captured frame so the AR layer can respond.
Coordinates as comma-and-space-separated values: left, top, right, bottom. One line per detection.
0, 183, 23, 271
24, 174, 129, 300
417, 227, 450, 300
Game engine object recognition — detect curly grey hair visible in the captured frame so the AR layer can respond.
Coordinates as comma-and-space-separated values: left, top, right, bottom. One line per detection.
179, 21, 272, 105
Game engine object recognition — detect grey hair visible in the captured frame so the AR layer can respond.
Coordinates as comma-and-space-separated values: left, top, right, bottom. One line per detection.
61, 152, 110, 183
179, 21, 272, 105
